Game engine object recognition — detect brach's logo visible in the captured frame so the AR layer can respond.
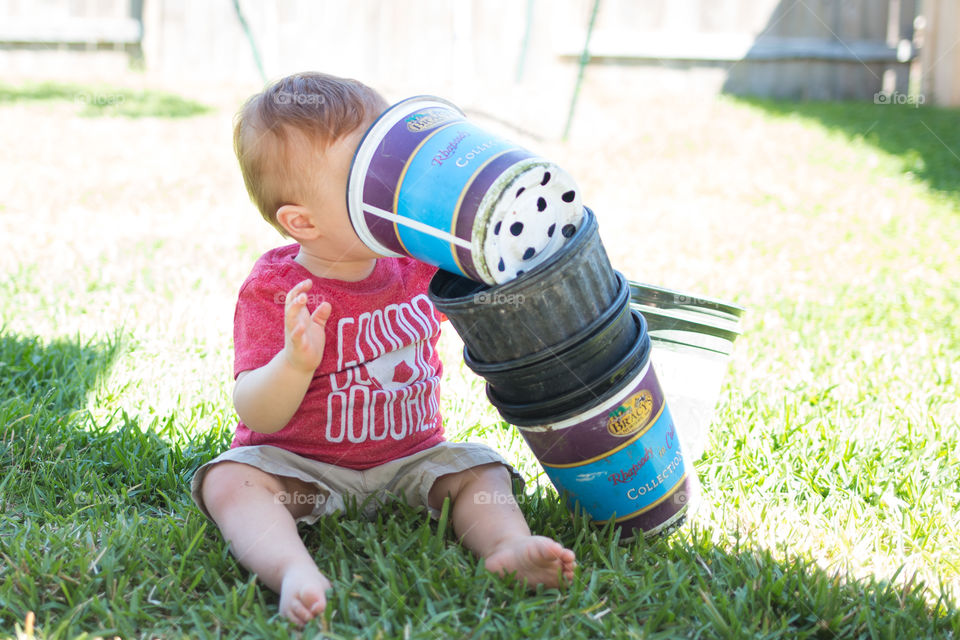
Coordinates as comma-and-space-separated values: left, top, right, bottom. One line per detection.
606, 390, 654, 437
405, 108, 457, 132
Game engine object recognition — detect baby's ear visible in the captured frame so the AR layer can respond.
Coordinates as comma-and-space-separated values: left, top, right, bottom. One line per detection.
276, 204, 319, 240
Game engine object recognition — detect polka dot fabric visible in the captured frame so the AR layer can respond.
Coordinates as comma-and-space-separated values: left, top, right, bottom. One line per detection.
483, 163, 584, 284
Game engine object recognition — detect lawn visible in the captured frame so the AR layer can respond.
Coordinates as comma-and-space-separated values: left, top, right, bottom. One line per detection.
0, 77, 958, 638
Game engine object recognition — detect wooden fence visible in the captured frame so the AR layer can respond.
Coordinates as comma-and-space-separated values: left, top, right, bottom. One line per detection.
558, 0, 918, 101
0, 0, 140, 50
1, 0, 955, 105
920, 0, 960, 105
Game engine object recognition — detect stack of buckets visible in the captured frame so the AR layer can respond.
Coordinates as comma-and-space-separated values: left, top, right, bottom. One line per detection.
428, 211, 694, 537
347, 96, 735, 539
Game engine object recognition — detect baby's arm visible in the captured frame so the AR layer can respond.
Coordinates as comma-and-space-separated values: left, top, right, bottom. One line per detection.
233, 279, 332, 434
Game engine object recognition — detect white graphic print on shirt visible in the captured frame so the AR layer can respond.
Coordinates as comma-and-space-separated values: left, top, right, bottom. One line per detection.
325, 294, 441, 444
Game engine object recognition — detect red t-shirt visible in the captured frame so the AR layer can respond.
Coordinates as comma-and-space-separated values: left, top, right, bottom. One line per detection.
231, 244, 445, 469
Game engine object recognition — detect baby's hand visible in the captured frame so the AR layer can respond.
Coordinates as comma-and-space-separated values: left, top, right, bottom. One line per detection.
282, 279, 332, 373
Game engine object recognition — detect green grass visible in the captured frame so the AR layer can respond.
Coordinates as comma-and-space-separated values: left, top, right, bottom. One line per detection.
1, 354, 955, 638
1, 88, 959, 638
736, 98, 960, 201
0, 81, 209, 118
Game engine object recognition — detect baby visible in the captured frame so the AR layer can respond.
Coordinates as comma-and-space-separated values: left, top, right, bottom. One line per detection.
191, 72, 576, 626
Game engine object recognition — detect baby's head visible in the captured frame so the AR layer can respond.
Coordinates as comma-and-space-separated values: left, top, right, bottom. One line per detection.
234, 72, 388, 240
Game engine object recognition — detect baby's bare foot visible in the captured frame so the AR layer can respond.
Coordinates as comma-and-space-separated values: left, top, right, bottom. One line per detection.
279, 564, 331, 626
484, 536, 576, 589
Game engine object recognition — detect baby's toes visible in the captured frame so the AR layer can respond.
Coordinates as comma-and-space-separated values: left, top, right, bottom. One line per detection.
279, 569, 330, 626
284, 589, 326, 626
531, 538, 565, 564
283, 598, 311, 627
300, 586, 327, 617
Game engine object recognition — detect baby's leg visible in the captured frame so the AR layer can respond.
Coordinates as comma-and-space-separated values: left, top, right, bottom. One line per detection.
429, 464, 576, 588
201, 461, 330, 626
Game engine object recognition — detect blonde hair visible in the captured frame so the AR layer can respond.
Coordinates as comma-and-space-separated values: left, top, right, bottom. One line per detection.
233, 72, 388, 235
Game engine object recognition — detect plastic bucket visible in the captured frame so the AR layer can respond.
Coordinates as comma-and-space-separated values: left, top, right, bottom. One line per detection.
463, 275, 636, 404
505, 334, 696, 538
628, 281, 745, 327
628, 281, 745, 460
347, 96, 584, 284
487, 310, 648, 420
428, 208, 618, 362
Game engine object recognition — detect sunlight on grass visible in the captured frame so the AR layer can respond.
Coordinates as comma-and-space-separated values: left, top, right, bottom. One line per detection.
0, 81, 210, 118
733, 97, 960, 204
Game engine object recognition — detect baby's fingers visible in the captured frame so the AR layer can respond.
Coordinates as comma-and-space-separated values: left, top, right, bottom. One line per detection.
284, 279, 312, 306
284, 280, 312, 319
311, 300, 332, 326
288, 319, 307, 342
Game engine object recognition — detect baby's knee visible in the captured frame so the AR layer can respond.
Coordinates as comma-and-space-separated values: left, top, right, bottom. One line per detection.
201, 461, 284, 511
431, 463, 511, 504
468, 462, 512, 488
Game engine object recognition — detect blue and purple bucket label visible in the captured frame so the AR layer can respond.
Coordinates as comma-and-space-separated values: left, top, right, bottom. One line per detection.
518, 358, 695, 537
347, 97, 583, 284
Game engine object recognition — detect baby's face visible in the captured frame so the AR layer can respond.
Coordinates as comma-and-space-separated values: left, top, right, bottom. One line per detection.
290, 128, 380, 261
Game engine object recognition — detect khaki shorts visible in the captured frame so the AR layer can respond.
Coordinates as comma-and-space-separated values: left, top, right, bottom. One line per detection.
190, 441, 521, 524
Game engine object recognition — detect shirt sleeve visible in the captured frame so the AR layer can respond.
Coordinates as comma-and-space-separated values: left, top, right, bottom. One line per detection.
414, 260, 448, 323
233, 275, 286, 378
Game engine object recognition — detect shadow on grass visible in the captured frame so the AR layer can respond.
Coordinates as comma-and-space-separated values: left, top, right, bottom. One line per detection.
289, 489, 960, 638
0, 387, 957, 638
0, 331, 121, 412
732, 97, 960, 204
0, 330, 228, 508
505, 496, 960, 638
0, 81, 210, 118
0, 333, 231, 636
0, 336, 956, 635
